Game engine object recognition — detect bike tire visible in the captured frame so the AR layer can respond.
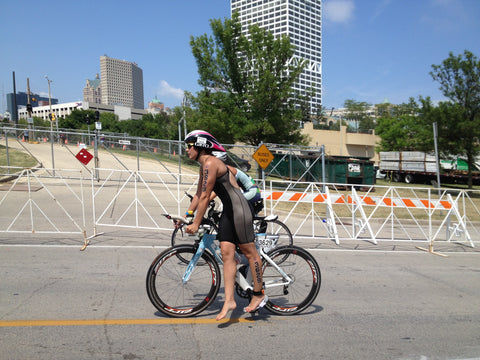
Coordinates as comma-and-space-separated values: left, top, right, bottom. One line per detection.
263, 245, 321, 315
146, 245, 221, 318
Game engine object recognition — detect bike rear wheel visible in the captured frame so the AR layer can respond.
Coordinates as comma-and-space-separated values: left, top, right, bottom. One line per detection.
263, 245, 321, 315
146, 245, 221, 318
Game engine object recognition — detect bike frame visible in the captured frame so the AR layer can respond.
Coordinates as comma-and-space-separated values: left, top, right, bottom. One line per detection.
182, 231, 293, 293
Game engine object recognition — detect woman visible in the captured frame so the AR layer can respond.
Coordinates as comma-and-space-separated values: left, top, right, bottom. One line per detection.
183, 130, 267, 321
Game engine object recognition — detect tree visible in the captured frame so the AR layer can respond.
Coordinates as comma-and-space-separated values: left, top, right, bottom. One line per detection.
189, 12, 309, 146
375, 97, 433, 152
343, 99, 374, 133
61, 109, 97, 130
98, 112, 121, 133
187, 89, 243, 145
430, 50, 480, 188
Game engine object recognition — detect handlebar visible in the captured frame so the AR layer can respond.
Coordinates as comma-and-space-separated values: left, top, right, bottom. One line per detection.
162, 214, 192, 225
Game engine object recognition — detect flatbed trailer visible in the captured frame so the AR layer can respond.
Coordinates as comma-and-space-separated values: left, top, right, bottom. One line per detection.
379, 151, 480, 185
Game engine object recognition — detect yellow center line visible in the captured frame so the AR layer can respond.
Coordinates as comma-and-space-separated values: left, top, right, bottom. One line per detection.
0, 317, 266, 327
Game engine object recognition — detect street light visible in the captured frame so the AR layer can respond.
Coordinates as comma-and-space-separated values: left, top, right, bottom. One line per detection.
45, 75, 55, 174
45, 75, 53, 120
177, 94, 189, 155
177, 94, 189, 182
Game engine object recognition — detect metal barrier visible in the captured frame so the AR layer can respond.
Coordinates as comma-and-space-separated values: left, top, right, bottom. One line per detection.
91, 168, 198, 235
1, 165, 479, 251
0, 167, 89, 247
260, 180, 480, 250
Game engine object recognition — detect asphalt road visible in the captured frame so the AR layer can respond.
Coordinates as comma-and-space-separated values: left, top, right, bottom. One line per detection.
1, 242, 479, 360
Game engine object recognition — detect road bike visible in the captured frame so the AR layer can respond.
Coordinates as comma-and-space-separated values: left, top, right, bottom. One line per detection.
146, 214, 321, 318
171, 193, 293, 250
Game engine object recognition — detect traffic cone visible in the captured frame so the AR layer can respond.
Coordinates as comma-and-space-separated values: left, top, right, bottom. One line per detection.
154, 148, 157, 153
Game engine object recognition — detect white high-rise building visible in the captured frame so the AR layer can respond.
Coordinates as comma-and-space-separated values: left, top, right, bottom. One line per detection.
100, 55, 144, 109
231, 0, 322, 113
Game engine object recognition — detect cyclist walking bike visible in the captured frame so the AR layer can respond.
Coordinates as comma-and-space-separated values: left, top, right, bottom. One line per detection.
146, 215, 321, 318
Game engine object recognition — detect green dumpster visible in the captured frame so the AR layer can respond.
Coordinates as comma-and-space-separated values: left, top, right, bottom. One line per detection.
266, 153, 375, 185
324, 156, 375, 185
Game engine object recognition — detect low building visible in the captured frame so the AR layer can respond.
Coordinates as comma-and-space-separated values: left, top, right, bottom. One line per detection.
301, 122, 380, 163
18, 101, 147, 121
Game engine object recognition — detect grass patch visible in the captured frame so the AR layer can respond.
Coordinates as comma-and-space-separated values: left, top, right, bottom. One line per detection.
0, 145, 38, 171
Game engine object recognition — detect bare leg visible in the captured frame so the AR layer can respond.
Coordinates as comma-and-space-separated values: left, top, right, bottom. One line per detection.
238, 242, 266, 312
216, 242, 237, 321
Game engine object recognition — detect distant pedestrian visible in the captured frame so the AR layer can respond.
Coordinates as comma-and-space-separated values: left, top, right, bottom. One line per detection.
24, 129, 29, 142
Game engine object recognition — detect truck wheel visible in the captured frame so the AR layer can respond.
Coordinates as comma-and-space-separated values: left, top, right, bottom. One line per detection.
393, 173, 403, 182
404, 174, 415, 184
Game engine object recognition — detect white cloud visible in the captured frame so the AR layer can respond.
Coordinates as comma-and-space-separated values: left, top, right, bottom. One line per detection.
156, 80, 184, 100
324, 0, 355, 23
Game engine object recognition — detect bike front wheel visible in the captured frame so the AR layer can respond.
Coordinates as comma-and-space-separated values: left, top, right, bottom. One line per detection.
263, 245, 321, 315
146, 245, 221, 318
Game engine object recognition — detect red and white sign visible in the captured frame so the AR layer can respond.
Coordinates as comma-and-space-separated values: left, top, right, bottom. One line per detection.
75, 149, 93, 165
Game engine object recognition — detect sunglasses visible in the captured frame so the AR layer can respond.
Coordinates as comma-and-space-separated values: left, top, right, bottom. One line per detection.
186, 143, 195, 149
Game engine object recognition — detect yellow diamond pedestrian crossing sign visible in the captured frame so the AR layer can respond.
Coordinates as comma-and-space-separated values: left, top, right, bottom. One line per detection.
253, 144, 274, 170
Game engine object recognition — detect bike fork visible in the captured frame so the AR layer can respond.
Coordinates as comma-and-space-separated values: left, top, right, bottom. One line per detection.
182, 243, 205, 284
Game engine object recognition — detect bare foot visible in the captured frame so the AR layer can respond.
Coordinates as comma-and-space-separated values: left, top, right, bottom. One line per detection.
244, 294, 267, 313
216, 301, 237, 321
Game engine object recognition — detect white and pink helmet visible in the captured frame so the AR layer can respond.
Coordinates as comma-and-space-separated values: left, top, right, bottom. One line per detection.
184, 130, 226, 152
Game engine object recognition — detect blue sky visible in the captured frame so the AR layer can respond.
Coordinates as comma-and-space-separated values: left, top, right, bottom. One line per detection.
1, 0, 479, 114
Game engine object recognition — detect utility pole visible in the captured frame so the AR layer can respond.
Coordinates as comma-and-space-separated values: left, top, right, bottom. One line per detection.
12, 72, 18, 126
26, 78, 34, 141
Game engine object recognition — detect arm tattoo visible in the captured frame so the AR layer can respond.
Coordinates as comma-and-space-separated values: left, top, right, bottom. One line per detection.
202, 168, 209, 192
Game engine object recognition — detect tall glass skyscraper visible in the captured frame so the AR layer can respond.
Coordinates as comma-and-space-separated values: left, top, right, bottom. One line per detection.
231, 0, 322, 113
100, 56, 144, 109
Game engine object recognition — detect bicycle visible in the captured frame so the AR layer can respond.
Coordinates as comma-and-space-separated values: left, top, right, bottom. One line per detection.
146, 214, 321, 318
171, 193, 293, 250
